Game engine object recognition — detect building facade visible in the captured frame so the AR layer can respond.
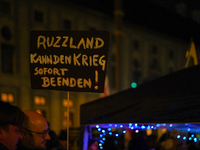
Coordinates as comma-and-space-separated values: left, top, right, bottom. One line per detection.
0, 0, 195, 138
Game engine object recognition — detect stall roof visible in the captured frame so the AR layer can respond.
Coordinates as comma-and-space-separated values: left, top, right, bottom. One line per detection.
80, 65, 200, 127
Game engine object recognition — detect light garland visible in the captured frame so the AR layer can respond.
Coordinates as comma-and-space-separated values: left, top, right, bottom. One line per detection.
91, 123, 200, 149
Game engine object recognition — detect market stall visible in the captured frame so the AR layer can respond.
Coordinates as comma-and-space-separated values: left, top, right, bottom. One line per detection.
80, 65, 200, 150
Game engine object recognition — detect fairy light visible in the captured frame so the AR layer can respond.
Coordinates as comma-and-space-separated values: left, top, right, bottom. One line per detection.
93, 123, 200, 150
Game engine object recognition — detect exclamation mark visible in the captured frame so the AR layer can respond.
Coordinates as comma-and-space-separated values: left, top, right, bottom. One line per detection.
94, 70, 98, 90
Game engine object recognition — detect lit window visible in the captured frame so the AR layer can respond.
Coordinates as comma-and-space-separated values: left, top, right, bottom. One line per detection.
63, 99, 73, 107
1, 44, 14, 74
63, 111, 73, 128
34, 96, 46, 105
1, 92, 14, 103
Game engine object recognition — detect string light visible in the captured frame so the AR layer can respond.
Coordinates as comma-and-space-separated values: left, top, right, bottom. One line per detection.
92, 123, 200, 149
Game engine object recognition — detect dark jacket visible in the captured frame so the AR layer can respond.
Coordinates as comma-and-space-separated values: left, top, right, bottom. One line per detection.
0, 143, 9, 150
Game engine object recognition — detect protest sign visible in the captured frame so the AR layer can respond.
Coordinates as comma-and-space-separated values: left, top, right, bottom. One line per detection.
30, 30, 110, 92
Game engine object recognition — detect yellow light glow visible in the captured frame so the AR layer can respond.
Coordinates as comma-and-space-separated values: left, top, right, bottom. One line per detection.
8, 94, 14, 103
146, 129, 152, 136
63, 99, 73, 107
36, 109, 42, 115
34, 96, 40, 105
1, 93, 7, 102
41, 97, 46, 105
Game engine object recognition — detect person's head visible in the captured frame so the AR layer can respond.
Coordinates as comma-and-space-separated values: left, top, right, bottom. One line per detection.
88, 139, 98, 150
0, 101, 25, 150
20, 110, 51, 150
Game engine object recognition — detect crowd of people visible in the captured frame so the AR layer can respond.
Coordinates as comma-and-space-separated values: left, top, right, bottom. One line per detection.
0, 101, 67, 150
1, 100, 200, 150
99, 129, 200, 150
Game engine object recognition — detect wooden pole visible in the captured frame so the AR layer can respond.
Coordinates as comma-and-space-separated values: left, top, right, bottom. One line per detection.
67, 91, 69, 150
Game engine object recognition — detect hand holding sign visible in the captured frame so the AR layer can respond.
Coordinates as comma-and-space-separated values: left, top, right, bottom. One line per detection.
30, 30, 110, 93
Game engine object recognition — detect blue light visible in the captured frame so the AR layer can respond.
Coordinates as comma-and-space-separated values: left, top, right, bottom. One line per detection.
109, 132, 112, 135
115, 124, 117, 127
102, 130, 105, 133
120, 125, 123, 128
183, 136, 186, 140
129, 123, 132, 126
96, 125, 99, 128
189, 137, 192, 140
100, 134, 103, 137
169, 124, 173, 127
102, 138, 106, 141
108, 128, 111, 131
194, 138, 197, 142
98, 128, 101, 131
123, 130, 126, 134
177, 135, 180, 139
188, 128, 191, 131
100, 140, 104, 144
99, 143, 102, 146
141, 125, 145, 129
191, 134, 194, 137
131, 82, 137, 88
100, 146, 103, 149
115, 134, 119, 137
135, 123, 138, 127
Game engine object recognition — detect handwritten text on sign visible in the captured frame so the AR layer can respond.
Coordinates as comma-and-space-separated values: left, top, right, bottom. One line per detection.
30, 30, 110, 92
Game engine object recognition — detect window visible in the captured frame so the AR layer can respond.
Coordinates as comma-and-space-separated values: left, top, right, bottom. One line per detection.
62, 99, 73, 107
1, 92, 14, 103
150, 58, 160, 70
1, 26, 12, 40
169, 50, 174, 60
151, 45, 157, 55
34, 96, 46, 105
34, 10, 43, 22
1, 44, 14, 74
64, 20, 71, 29
63, 111, 73, 128
89, 27, 96, 31
0, 1, 11, 14
133, 40, 139, 50
133, 59, 140, 68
